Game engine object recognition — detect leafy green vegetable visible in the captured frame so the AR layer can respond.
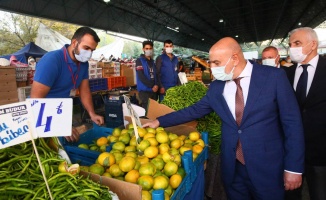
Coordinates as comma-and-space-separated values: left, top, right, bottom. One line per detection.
161, 81, 221, 154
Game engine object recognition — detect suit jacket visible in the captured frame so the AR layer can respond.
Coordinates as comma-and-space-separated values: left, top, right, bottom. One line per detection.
283, 55, 326, 166
158, 62, 305, 189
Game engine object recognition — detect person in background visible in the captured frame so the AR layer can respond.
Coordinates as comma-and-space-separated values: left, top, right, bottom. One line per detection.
31, 27, 104, 142
178, 59, 185, 72
135, 40, 158, 109
144, 37, 304, 200
261, 46, 281, 68
155, 39, 179, 101
282, 55, 294, 67
283, 27, 326, 200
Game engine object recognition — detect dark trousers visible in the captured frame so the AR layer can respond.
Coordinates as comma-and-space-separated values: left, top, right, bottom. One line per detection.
138, 91, 157, 109
285, 165, 326, 200
225, 161, 284, 200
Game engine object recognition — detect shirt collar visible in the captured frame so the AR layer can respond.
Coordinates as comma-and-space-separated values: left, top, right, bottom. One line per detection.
237, 60, 252, 78
297, 54, 319, 68
63, 44, 75, 64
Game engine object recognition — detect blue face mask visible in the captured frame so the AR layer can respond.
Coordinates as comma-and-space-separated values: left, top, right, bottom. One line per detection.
211, 57, 235, 81
74, 43, 92, 62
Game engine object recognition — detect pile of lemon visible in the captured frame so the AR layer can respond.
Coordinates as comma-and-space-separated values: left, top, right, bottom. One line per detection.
86, 125, 205, 200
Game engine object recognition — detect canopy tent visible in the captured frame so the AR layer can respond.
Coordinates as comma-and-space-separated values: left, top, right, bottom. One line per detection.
91, 38, 124, 60
35, 23, 70, 52
0, 42, 47, 63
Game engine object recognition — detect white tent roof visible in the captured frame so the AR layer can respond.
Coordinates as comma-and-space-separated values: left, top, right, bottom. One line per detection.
92, 38, 124, 60
35, 23, 70, 51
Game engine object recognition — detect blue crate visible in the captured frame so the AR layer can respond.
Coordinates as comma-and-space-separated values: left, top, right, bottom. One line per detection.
59, 124, 113, 166
89, 78, 108, 92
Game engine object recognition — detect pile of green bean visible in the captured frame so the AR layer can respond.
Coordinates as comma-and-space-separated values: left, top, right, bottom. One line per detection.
0, 138, 112, 200
161, 82, 222, 154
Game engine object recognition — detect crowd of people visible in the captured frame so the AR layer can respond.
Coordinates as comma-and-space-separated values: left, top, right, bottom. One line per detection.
31, 25, 326, 200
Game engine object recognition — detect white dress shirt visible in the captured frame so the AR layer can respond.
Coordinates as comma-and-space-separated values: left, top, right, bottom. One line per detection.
293, 55, 319, 94
223, 60, 252, 119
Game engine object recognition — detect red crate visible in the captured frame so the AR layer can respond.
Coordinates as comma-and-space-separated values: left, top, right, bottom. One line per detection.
107, 76, 127, 90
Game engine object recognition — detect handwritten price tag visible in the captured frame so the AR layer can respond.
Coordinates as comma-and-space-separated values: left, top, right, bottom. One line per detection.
27, 98, 72, 138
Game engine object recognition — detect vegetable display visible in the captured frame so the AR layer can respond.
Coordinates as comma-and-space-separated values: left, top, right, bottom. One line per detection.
161, 81, 222, 154
0, 138, 113, 200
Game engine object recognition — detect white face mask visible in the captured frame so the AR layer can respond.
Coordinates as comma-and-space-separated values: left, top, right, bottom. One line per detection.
289, 41, 312, 63
211, 57, 235, 81
262, 58, 277, 67
74, 43, 92, 62
165, 47, 173, 54
144, 50, 153, 57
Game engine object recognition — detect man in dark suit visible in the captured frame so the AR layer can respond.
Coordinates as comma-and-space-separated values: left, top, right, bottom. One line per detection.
144, 37, 305, 199
283, 27, 326, 200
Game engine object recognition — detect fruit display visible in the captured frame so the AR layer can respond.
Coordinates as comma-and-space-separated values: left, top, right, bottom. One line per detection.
84, 125, 205, 199
161, 81, 222, 154
0, 138, 115, 199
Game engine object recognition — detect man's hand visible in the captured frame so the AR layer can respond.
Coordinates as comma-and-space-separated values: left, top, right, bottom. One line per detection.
284, 171, 302, 190
90, 113, 104, 126
142, 119, 160, 129
152, 85, 159, 92
65, 127, 80, 142
159, 87, 165, 94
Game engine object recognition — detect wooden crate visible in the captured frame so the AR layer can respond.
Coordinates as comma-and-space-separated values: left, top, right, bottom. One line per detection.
0, 67, 19, 105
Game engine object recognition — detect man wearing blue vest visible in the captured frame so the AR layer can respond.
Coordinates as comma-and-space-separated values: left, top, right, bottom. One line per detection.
155, 39, 179, 101
136, 41, 158, 109
31, 27, 104, 142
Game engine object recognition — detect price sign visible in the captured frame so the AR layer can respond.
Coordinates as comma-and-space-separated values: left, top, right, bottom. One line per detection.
0, 102, 37, 149
27, 98, 72, 138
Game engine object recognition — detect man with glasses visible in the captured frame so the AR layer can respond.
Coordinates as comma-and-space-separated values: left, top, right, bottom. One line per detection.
144, 37, 304, 200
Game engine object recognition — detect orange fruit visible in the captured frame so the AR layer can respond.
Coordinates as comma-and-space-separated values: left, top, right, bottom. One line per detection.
125, 145, 136, 153
169, 174, 182, 189
137, 127, 147, 138
137, 155, 150, 165
163, 162, 178, 177
170, 139, 182, 149
165, 184, 173, 196
78, 143, 89, 150
144, 146, 159, 158
109, 136, 118, 143
176, 167, 186, 178
112, 141, 126, 152
138, 140, 151, 151
125, 152, 138, 159
178, 135, 187, 141
153, 175, 169, 190
195, 139, 205, 147
189, 131, 201, 141
98, 152, 115, 167
108, 164, 124, 177
156, 131, 169, 144
102, 172, 112, 178
146, 127, 156, 134
139, 162, 156, 176
159, 143, 170, 155
97, 137, 109, 146
151, 157, 165, 171
112, 127, 122, 137
192, 144, 204, 154
179, 146, 192, 156
168, 133, 178, 141
147, 137, 159, 146
89, 163, 105, 175
58, 161, 68, 173
142, 190, 152, 200
119, 133, 131, 145
125, 169, 140, 183
138, 175, 154, 191
143, 133, 155, 140
119, 156, 136, 172
130, 136, 137, 146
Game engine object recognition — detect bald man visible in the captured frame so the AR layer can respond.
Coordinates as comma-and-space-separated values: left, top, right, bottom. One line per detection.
144, 37, 304, 199
262, 46, 281, 68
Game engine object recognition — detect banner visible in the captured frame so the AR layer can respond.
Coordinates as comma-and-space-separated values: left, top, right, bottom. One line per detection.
28, 98, 72, 138
0, 102, 37, 149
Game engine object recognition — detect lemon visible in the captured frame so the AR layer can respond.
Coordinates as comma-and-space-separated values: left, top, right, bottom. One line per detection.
112, 127, 122, 137
78, 143, 89, 150
156, 131, 169, 144
139, 162, 156, 176
125, 169, 140, 183
138, 175, 154, 191
153, 175, 169, 190
97, 152, 115, 167
189, 131, 201, 141
163, 162, 178, 177
112, 141, 126, 152
89, 164, 104, 175
119, 156, 136, 172
169, 174, 182, 189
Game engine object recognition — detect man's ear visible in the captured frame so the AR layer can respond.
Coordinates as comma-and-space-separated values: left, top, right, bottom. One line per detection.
232, 54, 239, 66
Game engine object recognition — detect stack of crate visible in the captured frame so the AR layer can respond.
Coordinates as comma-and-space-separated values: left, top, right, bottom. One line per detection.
194, 68, 202, 81
99, 61, 120, 78
88, 61, 101, 79
0, 67, 19, 105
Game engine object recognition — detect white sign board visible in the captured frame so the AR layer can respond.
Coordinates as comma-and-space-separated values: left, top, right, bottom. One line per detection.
28, 98, 72, 138
0, 102, 37, 149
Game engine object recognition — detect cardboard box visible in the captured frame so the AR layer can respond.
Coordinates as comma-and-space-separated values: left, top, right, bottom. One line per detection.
121, 64, 135, 86
80, 171, 142, 200
97, 61, 111, 68
125, 99, 198, 135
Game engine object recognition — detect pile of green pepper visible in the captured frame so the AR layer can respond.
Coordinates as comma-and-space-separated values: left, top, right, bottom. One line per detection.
161, 81, 222, 154
0, 138, 112, 200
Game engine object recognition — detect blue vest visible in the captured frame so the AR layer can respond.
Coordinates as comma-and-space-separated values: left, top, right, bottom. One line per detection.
136, 57, 157, 92
160, 54, 178, 88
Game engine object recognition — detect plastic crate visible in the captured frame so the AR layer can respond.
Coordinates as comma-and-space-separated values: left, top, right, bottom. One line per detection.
15, 67, 31, 81
107, 76, 126, 90
59, 124, 113, 166
105, 96, 124, 128
17, 86, 31, 101
89, 78, 108, 92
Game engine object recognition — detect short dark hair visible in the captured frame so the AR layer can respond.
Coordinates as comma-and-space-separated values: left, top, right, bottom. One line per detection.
72, 27, 100, 43
142, 40, 153, 48
164, 39, 173, 46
